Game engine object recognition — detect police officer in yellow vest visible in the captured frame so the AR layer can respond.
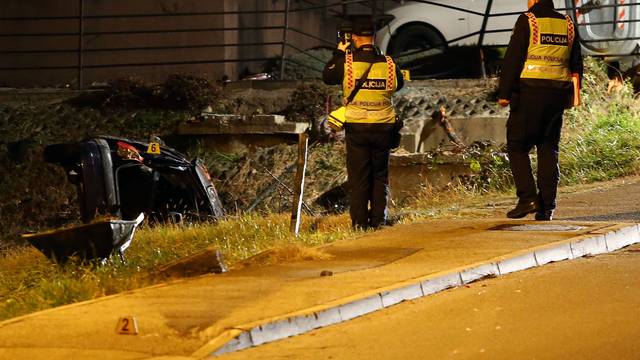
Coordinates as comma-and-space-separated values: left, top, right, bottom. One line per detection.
498, 0, 583, 221
323, 16, 404, 229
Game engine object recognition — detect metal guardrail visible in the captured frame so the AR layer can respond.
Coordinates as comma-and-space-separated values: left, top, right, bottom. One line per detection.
0, 0, 638, 87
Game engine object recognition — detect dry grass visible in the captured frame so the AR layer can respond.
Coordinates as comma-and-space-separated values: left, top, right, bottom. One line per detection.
400, 181, 511, 220
0, 212, 355, 322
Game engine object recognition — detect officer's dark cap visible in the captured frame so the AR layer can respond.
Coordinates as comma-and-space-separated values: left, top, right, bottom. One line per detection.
341, 15, 393, 36
349, 15, 376, 36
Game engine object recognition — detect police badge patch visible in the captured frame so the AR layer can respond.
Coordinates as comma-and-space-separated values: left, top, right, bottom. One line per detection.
360, 79, 387, 90
540, 33, 568, 45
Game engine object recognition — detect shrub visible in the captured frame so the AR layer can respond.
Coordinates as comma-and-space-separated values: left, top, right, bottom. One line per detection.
561, 57, 640, 183
285, 82, 332, 123
283, 82, 335, 140
102, 77, 155, 109
69, 74, 227, 113
157, 74, 222, 113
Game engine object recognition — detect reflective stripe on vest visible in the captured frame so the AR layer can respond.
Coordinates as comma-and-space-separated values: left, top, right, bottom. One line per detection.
520, 13, 573, 82
343, 53, 397, 124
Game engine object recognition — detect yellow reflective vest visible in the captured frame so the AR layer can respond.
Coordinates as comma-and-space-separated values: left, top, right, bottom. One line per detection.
520, 12, 575, 82
342, 51, 398, 124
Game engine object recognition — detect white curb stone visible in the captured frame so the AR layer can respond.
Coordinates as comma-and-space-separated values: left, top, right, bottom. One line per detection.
421, 272, 463, 295
338, 295, 384, 321
381, 283, 424, 308
250, 318, 302, 346
290, 312, 322, 334
214, 331, 252, 356
570, 234, 608, 257
605, 225, 640, 251
534, 243, 574, 265
497, 253, 538, 275
314, 307, 342, 328
460, 263, 499, 284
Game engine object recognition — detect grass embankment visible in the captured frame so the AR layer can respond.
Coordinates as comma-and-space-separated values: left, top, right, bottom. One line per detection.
1, 58, 639, 322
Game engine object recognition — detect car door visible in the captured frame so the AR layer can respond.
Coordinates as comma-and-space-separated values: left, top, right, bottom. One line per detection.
378, 0, 477, 54
466, 0, 524, 46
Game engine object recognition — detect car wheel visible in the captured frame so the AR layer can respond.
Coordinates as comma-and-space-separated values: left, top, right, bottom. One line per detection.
388, 23, 446, 57
387, 23, 463, 79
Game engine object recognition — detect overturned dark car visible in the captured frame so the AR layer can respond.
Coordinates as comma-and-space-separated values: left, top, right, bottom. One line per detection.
44, 136, 225, 223
23, 136, 224, 263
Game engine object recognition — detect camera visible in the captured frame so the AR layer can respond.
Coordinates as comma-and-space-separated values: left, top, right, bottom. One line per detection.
337, 25, 354, 51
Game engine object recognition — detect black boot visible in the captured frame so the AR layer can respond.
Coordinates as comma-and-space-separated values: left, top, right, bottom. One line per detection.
535, 209, 554, 221
506, 201, 537, 219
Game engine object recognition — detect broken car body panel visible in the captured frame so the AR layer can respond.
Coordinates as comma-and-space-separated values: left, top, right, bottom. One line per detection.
22, 213, 144, 262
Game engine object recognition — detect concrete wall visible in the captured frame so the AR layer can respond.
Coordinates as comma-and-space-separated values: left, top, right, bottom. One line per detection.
0, 0, 343, 88
389, 154, 473, 205
400, 117, 507, 153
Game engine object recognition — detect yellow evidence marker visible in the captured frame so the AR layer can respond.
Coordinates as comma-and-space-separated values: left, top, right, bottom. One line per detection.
147, 142, 161, 154
116, 316, 139, 335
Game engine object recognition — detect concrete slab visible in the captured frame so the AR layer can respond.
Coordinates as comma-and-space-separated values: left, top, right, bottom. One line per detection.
0, 219, 636, 360
177, 114, 308, 135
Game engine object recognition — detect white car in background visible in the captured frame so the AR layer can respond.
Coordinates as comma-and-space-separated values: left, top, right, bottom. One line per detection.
377, 0, 639, 63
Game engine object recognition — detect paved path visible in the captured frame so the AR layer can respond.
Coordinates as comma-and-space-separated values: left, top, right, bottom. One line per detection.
455, 177, 640, 222
558, 178, 640, 222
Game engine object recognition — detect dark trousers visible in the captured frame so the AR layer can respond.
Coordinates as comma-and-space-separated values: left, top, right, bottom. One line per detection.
345, 131, 392, 228
507, 90, 566, 211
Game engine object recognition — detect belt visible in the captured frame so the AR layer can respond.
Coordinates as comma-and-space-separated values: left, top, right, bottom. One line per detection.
349, 100, 392, 107
523, 64, 570, 77
345, 108, 395, 121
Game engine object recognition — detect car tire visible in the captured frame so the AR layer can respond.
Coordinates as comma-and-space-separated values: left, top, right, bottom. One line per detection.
388, 23, 446, 57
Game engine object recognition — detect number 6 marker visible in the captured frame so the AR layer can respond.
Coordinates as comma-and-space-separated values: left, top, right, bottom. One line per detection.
147, 142, 161, 154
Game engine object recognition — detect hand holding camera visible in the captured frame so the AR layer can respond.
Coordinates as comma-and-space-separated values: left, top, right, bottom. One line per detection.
337, 29, 352, 52
337, 40, 351, 52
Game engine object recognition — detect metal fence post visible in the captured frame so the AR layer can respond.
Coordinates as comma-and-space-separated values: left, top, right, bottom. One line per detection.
371, 0, 377, 19
477, 0, 493, 78
77, 0, 84, 89
279, 0, 291, 80
290, 132, 309, 236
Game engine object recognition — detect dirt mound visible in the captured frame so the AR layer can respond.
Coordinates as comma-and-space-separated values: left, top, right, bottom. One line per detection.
235, 243, 334, 269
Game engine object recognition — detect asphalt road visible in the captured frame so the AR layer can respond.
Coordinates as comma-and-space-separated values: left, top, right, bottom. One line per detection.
224, 243, 640, 360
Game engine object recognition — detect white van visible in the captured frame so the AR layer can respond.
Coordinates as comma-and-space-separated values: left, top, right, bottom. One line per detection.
376, 0, 639, 60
